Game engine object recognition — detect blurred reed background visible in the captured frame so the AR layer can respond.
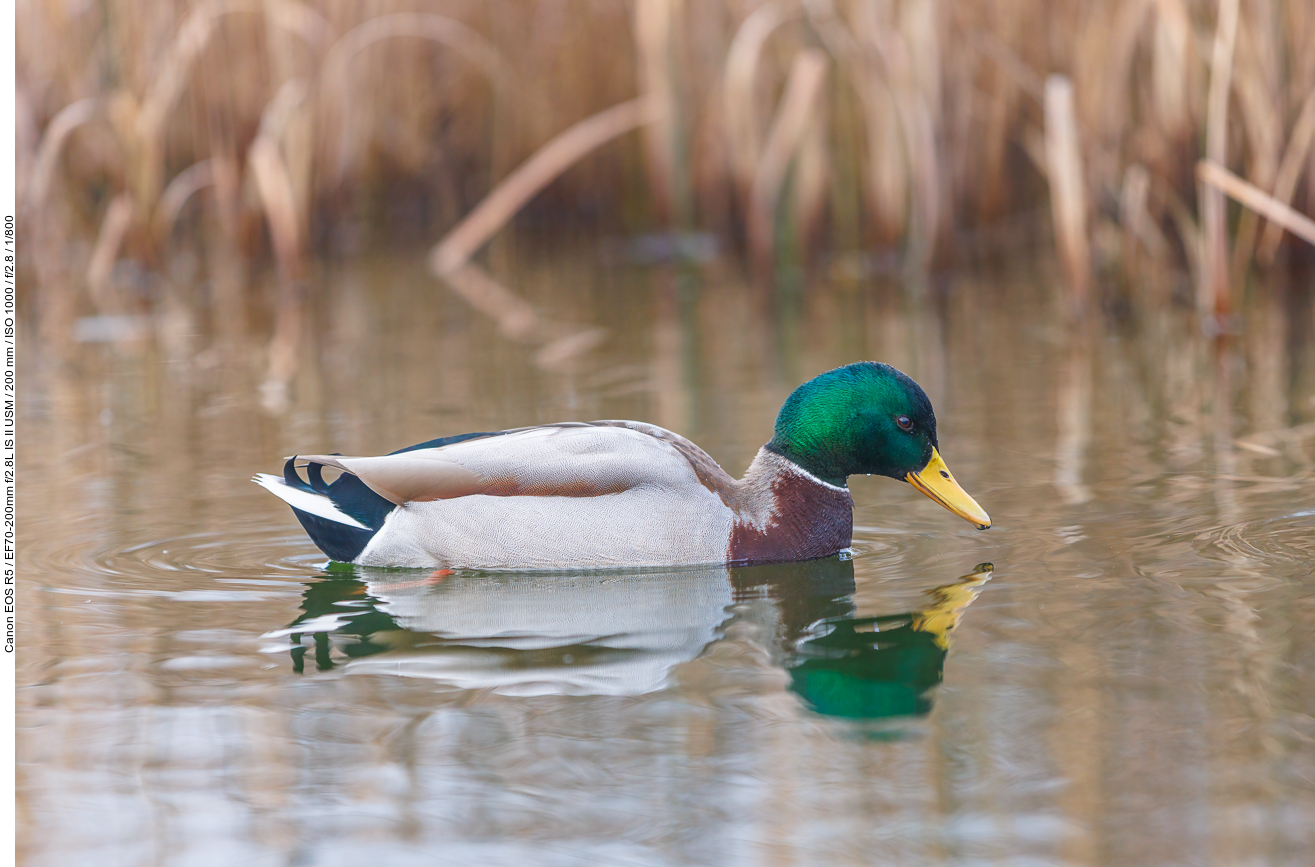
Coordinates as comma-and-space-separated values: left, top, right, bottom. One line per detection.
16, 0, 1315, 407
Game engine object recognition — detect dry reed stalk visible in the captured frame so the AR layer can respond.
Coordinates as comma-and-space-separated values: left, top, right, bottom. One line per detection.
1043, 75, 1091, 310
724, 2, 797, 200
841, 3, 915, 244
207, 145, 242, 241
895, 0, 945, 267
1197, 160, 1315, 248
1120, 163, 1169, 261
1151, 0, 1193, 145
792, 91, 831, 253
634, 0, 680, 223
156, 160, 215, 237
1257, 88, 1315, 264
15, 87, 35, 185
430, 96, 663, 275
971, 33, 1043, 101
25, 97, 99, 209
690, 72, 735, 232
203, 119, 247, 351
85, 194, 136, 315
900, 75, 942, 271
1200, 0, 1240, 320
134, 0, 245, 207
264, 10, 318, 256
855, 79, 909, 238
747, 49, 829, 272
1150, 172, 1204, 289
1095, 0, 1152, 141
968, 31, 1040, 221
1227, 14, 1285, 284
320, 12, 514, 182
249, 80, 310, 412
264, 0, 330, 53
248, 80, 309, 285
900, 0, 941, 128
848, 0, 940, 268
804, 0, 907, 238
1075, 0, 1151, 202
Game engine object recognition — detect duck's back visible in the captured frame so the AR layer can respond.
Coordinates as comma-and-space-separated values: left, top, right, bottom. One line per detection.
355, 422, 737, 569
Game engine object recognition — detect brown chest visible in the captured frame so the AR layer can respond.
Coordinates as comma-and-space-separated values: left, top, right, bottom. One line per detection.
727, 473, 853, 565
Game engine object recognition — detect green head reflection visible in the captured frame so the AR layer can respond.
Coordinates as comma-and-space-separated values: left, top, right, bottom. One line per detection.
782, 562, 994, 720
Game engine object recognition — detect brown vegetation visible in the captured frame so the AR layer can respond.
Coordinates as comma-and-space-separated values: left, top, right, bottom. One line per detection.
16, 0, 1315, 366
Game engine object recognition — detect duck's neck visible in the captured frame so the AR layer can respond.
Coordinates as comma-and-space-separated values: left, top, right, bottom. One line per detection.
764, 437, 850, 488
728, 448, 853, 565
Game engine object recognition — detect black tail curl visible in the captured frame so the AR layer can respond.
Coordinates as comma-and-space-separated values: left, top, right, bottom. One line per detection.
282, 456, 395, 563
277, 430, 508, 563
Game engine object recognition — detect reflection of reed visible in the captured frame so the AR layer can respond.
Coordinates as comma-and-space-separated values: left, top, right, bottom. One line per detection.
1055, 329, 1093, 506
1243, 289, 1287, 446
1203, 339, 1284, 860
1212, 338, 1239, 527
650, 269, 692, 437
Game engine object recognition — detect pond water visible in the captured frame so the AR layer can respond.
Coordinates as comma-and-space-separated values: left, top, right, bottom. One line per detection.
17, 242, 1315, 865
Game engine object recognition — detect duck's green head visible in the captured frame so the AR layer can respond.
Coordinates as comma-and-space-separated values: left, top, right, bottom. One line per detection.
767, 362, 990, 529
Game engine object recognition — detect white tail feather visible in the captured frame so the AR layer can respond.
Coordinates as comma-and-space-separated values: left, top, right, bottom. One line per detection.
253, 473, 370, 529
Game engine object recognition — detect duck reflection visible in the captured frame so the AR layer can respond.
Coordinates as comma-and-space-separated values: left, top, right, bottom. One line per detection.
273, 559, 992, 717
768, 562, 994, 719
274, 566, 734, 696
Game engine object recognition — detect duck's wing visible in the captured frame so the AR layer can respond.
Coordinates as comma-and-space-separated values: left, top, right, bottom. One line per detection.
299, 422, 737, 507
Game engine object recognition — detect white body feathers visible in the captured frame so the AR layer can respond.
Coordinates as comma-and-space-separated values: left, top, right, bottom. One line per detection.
357, 425, 734, 568
258, 423, 744, 569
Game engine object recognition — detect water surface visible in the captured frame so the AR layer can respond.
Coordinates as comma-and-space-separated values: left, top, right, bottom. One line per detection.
18, 245, 1315, 865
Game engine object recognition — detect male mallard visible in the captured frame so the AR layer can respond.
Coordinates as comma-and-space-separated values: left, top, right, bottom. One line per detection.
255, 361, 990, 568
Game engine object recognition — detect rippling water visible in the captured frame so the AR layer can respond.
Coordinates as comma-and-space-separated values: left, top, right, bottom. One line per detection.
17, 246, 1315, 865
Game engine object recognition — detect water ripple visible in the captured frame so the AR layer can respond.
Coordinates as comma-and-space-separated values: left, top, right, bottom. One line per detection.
24, 522, 324, 594
1195, 509, 1315, 567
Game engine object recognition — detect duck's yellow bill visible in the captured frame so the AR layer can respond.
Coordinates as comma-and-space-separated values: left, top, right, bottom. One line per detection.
906, 448, 991, 529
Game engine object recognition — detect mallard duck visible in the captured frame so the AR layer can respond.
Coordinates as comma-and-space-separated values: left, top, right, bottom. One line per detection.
255, 361, 990, 568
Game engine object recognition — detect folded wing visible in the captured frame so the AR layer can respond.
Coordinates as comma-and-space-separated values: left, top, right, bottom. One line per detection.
298, 423, 722, 506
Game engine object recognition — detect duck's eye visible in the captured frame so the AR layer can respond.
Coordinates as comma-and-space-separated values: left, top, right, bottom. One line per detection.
896, 415, 913, 431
